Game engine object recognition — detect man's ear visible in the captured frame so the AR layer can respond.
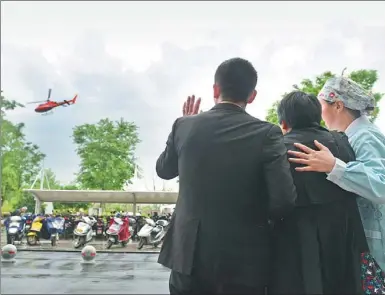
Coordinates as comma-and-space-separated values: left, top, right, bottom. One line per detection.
213, 84, 220, 99
247, 90, 257, 104
281, 120, 289, 134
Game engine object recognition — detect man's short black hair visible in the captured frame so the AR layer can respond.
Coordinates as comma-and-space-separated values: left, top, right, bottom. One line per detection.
277, 91, 322, 129
214, 58, 258, 103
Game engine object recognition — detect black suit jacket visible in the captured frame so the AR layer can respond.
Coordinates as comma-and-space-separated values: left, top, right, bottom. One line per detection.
271, 125, 368, 294
156, 103, 297, 287
284, 125, 361, 206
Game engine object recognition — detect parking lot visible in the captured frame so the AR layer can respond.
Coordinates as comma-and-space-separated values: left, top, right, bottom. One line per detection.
0, 228, 167, 294
1, 251, 169, 294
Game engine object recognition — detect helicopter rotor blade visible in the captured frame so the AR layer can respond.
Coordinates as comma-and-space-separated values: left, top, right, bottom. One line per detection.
27, 100, 47, 104
47, 88, 52, 100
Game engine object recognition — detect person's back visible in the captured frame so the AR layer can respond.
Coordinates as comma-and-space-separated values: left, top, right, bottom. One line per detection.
285, 127, 359, 206
156, 58, 297, 294
176, 107, 291, 229
271, 91, 368, 294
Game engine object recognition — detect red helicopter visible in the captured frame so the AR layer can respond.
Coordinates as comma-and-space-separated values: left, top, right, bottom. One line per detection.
28, 88, 78, 114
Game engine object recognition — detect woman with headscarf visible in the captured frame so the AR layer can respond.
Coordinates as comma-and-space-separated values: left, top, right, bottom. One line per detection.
288, 76, 385, 292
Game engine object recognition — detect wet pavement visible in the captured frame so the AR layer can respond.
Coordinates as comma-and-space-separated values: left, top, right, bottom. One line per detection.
1, 251, 170, 294
0, 230, 161, 253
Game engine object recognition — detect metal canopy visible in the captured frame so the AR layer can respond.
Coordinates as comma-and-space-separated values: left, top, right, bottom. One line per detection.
24, 189, 179, 204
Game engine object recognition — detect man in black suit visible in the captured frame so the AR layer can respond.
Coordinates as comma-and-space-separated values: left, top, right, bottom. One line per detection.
156, 58, 297, 294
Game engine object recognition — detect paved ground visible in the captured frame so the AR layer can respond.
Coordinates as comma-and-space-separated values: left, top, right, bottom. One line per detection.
1, 251, 170, 294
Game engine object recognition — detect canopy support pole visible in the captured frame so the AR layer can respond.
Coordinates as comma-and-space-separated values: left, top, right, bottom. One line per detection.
133, 193, 137, 216
34, 194, 42, 214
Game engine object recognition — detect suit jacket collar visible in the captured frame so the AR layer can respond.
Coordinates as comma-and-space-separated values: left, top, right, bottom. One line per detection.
287, 124, 329, 135
211, 102, 246, 113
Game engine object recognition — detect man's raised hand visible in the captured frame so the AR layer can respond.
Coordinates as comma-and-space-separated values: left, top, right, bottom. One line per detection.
182, 95, 201, 116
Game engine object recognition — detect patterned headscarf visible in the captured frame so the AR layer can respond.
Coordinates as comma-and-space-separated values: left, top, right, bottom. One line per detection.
318, 76, 375, 113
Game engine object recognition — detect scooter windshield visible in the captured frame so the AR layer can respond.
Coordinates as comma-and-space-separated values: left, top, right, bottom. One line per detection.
109, 223, 121, 232
10, 216, 22, 222
53, 218, 64, 229
77, 222, 89, 230
9, 222, 20, 228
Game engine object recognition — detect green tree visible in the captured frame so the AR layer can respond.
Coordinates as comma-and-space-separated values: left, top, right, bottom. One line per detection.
1, 91, 45, 211
265, 101, 280, 125
265, 70, 383, 125
12, 167, 59, 212
72, 118, 140, 190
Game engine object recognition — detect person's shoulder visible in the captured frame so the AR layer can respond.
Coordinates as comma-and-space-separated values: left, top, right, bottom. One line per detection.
284, 127, 350, 152
350, 125, 385, 156
327, 130, 355, 159
352, 124, 385, 142
172, 114, 199, 129
329, 130, 350, 142
283, 127, 322, 144
350, 125, 385, 152
175, 110, 212, 124
243, 112, 269, 123
244, 114, 279, 132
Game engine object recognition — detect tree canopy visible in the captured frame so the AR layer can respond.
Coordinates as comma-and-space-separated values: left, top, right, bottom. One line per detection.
265, 70, 383, 125
72, 118, 140, 190
1, 91, 45, 211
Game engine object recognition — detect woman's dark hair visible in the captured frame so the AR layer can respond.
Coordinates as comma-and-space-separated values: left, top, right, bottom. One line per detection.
214, 58, 258, 103
277, 91, 322, 129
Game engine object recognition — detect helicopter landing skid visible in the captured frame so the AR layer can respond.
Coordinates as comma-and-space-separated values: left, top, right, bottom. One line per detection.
42, 111, 54, 116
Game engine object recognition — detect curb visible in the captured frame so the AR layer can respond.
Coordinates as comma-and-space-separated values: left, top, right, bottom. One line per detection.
16, 248, 160, 254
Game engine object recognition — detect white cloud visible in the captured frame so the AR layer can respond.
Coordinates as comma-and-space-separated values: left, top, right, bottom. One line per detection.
1, 1, 385, 185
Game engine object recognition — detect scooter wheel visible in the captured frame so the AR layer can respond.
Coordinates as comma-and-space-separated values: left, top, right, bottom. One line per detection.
51, 236, 57, 247
73, 237, 83, 249
137, 238, 145, 250
121, 241, 128, 247
106, 240, 113, 249
27, 236, 37, 246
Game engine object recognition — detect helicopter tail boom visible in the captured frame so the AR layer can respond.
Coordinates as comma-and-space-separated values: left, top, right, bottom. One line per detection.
71, 94, 78, 104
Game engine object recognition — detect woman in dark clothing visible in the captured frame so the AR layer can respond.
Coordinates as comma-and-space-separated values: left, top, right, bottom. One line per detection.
270, 91, 368, 294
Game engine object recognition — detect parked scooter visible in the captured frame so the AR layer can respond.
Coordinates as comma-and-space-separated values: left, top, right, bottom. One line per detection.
63, 215, 74, 239
105, 215, 131, 249
24, 213, 34, 232
128, 217, 136, 240
137, 218, 169, 250
52, 216, 65, 239
72, 216, 96, 248
131, 215, 146, 242
27, 215, 65, 246
5, 216, 26, 245
95, 217, 105, 239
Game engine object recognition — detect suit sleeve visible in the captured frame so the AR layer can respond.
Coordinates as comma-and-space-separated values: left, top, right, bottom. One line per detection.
262, 125, 297, 219
156, 119, 179, 180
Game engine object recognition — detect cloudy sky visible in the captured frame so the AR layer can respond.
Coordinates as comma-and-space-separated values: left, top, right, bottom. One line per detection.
1, 1, 385, 188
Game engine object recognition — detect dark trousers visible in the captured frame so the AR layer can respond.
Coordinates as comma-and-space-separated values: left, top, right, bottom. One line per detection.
169, 270, 266, 295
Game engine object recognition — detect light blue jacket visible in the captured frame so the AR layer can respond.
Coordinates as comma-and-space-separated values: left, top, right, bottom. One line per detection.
327, 116, 385, 268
